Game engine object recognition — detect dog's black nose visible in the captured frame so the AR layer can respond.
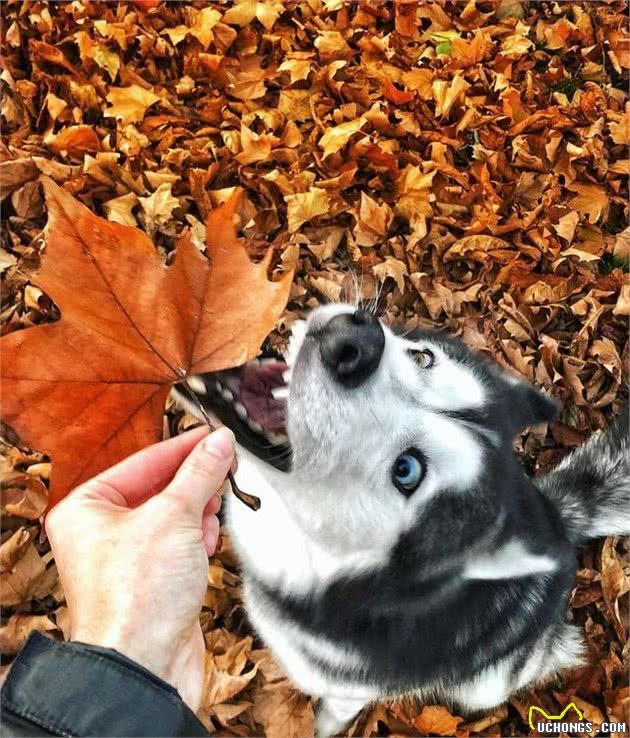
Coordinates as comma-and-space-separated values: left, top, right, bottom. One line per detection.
319, 309, 385, 388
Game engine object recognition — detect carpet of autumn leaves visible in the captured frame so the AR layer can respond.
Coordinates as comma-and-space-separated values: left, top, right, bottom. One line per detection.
1, 1, 629, 736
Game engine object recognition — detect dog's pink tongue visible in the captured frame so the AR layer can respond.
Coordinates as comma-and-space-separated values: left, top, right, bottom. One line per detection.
240, 363, 286, 433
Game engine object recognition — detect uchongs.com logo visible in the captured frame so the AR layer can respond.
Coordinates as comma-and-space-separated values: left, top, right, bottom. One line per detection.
528, 702, 627, 735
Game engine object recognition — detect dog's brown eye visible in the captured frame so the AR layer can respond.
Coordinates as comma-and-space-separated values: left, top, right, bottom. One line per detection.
413, 349, 435, 369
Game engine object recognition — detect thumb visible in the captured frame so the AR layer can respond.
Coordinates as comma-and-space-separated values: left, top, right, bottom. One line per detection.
163, 427, 235, 516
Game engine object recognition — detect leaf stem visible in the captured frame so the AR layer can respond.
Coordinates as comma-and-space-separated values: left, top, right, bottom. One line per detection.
175, 381, 261, 512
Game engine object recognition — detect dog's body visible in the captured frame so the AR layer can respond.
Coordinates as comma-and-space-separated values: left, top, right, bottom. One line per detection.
176, 304, 629, 736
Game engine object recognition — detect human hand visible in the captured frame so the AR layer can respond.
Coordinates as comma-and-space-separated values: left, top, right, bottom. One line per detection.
45, 425, 235, 711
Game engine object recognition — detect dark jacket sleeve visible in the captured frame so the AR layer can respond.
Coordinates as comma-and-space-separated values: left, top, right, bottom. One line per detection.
1, 632, 209, 737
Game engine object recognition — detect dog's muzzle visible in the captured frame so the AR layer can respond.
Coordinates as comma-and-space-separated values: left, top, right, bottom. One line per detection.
318, 309, 385, 388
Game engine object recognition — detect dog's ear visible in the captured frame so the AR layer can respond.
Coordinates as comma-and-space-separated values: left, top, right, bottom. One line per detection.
501, 374, 559, 434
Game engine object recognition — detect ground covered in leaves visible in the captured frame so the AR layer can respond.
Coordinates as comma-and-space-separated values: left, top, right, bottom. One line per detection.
1, 1, 629, 736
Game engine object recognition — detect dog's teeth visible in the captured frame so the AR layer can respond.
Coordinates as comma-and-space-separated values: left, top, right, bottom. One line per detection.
282, 370, 292, 383
267, 432, 288, 445
247, 418, 263, 434
260, 357, 278, 366
234, 402, 248, 420
214, 380, 222, 392
186, 376, 206, 394
220, 387, 234, 402
271, 387, 289, 400
251, 358, 261, 366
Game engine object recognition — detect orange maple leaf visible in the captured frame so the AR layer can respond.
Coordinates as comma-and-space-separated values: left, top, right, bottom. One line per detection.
382, 82, 415, 106
414, 705, 463, 737
1, 178, 292, 507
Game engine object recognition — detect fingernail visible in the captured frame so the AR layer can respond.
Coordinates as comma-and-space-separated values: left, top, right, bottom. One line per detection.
204, 427, 234, 459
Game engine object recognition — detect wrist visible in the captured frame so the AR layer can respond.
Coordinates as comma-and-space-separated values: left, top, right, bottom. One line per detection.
71, 623, 169, 682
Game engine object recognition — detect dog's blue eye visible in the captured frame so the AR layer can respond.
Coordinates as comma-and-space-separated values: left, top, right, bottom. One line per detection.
392, 448, 426, 496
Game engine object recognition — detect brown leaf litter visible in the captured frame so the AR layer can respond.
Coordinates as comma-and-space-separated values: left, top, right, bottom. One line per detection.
1, 1, 628, 736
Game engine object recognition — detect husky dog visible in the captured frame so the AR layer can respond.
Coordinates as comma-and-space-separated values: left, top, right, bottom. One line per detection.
176, 304, 629, 736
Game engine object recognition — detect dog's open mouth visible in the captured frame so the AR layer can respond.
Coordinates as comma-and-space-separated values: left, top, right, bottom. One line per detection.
179, 357, 292, 471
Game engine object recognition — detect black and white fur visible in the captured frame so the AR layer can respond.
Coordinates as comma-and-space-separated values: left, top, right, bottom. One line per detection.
176, 304, 629, 736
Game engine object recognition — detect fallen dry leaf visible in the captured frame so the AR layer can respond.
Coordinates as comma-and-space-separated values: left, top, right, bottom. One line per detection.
0, 614, 57, 656
432, 73, 470, 118
554, 211, 580, 244
568, 183, 610, 224
285, 187, 330, 233
613, 282, 630, 316
105, 85, 161, 125
353, 192, 393, 247
0, 535, 55, 607
76, 31, 120, 80
139, 182, 180, 237
50, 126, 101, 158
445, 235, 512, 262
571, 696, 605, 734
414, 705, 463, 736
1, 472, 48, 520
237, 124, 278, 166
252, 683, 314, 738
0, 529, 32, 573
103, 192, 139, 227
373, 257, 408, 292
0, 159, 39, 200
204, 657, 259, 705
318, 117, 366, 159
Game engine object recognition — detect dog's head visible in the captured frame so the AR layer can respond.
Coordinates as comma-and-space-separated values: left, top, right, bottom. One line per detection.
187, 304, 557, 553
